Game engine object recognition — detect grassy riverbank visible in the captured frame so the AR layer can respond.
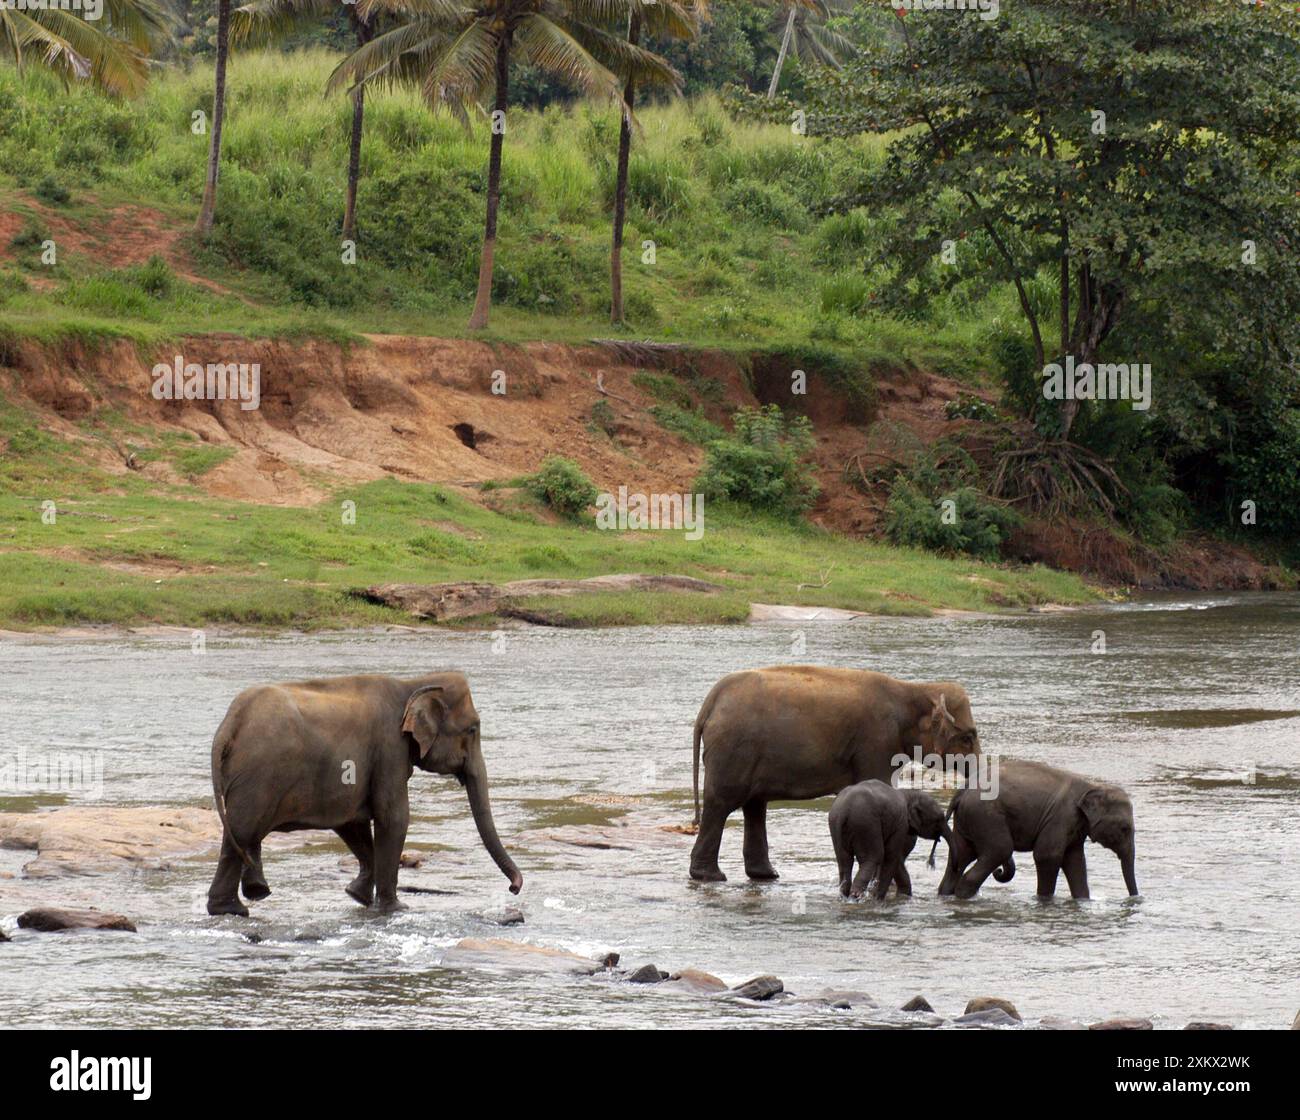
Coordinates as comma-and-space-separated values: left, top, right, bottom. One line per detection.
0, 470, 1096, 630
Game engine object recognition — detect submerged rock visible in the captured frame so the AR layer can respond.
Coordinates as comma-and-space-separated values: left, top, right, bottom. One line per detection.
440, 937, 616, 976
1089, 1017, 1153, 1031
662, 969, 728, 994
724, 975, 784, 1002
964, 996, 1021, 1021
1184, 1022, 1233, 1030
1038, 1016, 1087, 1031
479, 905, 525, 926
900, 995, 934, 1014
794, 989, 877, 1010
0, 805, 325, 877
953, 1007, 1022, 1029
859, 1009, 946, 1030
17, 907, 136, 933
626, 964, 668, 984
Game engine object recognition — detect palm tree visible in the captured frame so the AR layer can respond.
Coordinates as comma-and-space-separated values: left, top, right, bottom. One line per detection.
765, 0, 851, 100
604, 1, 695, 325
332, 0, 670, 330
196, 0, 231, 236
232, 0, 377, 242
1, 0, 171, 96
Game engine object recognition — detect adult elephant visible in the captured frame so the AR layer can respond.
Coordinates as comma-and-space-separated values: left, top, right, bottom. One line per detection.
689, 666, 980, 882
936, 758, 1138, 900
207, 672, 522, 916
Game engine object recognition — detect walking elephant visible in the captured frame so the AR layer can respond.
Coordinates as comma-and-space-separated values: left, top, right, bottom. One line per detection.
936, 758, 1138, 900
689, 666, 979, 882
828, 780, 953, 899
206, 672, 523, 916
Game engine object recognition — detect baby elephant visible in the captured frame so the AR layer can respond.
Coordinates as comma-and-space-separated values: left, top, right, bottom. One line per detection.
937, 758, 1138, 900
829, 780, 953, 899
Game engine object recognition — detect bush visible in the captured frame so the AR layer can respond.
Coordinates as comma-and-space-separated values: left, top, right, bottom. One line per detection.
697, 404, 819, 517
883, 443, 1021, 560
526, 456, 598, 519
34, 175, 71, 205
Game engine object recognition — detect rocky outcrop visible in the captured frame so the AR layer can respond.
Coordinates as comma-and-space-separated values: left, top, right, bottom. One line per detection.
0, 806, 329, 877
356, 574, 720, 622
723, 975, 784, 1002
1089, 1017, 1154, 1031
901, 995, 934, 1013
17, 907, 136, 932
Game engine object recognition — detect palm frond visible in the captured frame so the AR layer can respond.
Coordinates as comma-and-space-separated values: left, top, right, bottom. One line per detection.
513, 12, 620, 100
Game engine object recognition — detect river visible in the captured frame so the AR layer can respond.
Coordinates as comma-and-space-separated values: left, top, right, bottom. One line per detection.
2, 592, 1298, 1028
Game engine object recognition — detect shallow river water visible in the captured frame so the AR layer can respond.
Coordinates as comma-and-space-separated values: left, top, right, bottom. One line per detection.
2, 592, 1298, 1029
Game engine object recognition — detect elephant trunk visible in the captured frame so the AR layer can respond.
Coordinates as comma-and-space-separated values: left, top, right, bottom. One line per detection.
463, 742, 523, 894
926, 822, 954, 869
1119, 844, 1138, 897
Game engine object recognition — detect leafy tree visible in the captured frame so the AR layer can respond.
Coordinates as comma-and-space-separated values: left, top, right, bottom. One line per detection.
698, 404, 820, 517
742, 1, 1300, 447
1, 0, 171, 96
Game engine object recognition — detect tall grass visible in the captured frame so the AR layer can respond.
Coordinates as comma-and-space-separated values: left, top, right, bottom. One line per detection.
1, 50, 1010, 372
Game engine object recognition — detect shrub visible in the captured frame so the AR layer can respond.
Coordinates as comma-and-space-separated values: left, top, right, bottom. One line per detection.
35, 175, 70, 205
697, 404, 819, 517
526, 456, 598, 519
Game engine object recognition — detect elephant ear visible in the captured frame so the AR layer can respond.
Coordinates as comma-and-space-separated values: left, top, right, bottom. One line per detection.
1079, 787, 1107, 828
402, 686, 446, 760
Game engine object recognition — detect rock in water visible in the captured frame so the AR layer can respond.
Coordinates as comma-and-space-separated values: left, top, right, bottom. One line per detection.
480, 906, 525, 927
439, 937, 614, 976
1292, 1010, 1299, 1030
1089, 1017, 1153, 1031
901, 995, 934, 1014
1184, 1022, 1233, 1030
17, 907, 136, 933
399, 851, 424, 869
953, 1008, 1021, 1029
725, 975, 784, 1001
964, 996, 1021, 1021
626, 964, 667, 984
663, 969, 728, 994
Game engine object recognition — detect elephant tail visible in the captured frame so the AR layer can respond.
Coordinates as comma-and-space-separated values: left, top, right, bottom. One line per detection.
212, 726, 255, 870
993, 856, 1016, 883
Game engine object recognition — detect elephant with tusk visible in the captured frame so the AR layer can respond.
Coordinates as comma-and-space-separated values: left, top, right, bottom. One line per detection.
689, 666, 980, 883
206, 672, 522, 916
936, 758, 1139, 900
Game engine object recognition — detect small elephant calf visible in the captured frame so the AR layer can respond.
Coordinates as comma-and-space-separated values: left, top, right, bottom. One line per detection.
828, 780, 953, 900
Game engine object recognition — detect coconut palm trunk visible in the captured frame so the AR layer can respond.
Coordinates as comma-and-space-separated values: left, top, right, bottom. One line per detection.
610, 12, 642, 325
342, 12, 374, 243
197, 0, 232, 237
468, 30, 512, 331
767, 6, 796, 99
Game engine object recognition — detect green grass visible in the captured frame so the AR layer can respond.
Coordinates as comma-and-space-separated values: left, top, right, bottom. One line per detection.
0, 50, 1018, 373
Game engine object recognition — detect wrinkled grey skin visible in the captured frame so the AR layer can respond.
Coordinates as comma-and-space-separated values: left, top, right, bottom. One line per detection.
937, 758, 1138, 900
689, 666, 979, 882
828, 780, 954, 899
207, 672, 522, 916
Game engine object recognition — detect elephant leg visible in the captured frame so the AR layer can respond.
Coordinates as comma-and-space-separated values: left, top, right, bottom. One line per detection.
1034, 856, 1061, 898
938, 833, 974, 896
832, 827, 854, 897
742, 799, 778, 880
1061, 842, 1090, 899
689, 794, 732, 882
239, 839, 270, 901
849, 857, 878, 899
954, 846, 1013, 899
207, 834, 250, 917
893, 863, 913, 897
849, 831, 882, 899
871, 858, 899, 900
336, 821, 375, 907
372, 805, 409, 913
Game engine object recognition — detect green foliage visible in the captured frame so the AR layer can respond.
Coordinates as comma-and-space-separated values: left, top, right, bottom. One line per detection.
884, 444, 1021, 561
526, 456, 599, 520
34, 176, 71, 206
697, 404, 819, 517
587, 398, 617, 436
